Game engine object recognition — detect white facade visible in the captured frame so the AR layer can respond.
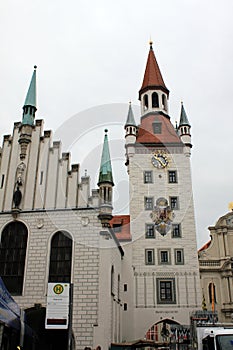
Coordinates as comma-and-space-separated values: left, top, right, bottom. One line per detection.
0, 44, 202, 350
0, 118, 123, 350
123, 43, 201, 340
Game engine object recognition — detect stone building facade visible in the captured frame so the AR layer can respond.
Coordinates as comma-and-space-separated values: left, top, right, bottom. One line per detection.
122, 42, 201, 340
0, 43, 202, 350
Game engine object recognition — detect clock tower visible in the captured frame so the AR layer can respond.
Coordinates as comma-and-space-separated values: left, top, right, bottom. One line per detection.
124, 42, 201, 340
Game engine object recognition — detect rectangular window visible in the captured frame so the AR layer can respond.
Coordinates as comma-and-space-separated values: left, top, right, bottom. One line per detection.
124, 284, 127, 292
152, 122, 162, 134
145, 197, 153, 210
124, 303, 127, 311
145, 249, 155, 265
157, 278, 176, 304
175, 249, 184, 265
145, 224, 155, 238
158, 249, 170, 264
168, 170, 177, 183
170, 196, 179, 210
144, 171, 153, 184
172, 224, 181, 238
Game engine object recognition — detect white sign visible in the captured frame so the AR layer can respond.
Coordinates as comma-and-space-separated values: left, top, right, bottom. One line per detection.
45, 283, 70, 329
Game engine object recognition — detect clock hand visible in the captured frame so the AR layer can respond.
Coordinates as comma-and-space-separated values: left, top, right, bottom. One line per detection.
154, 155, 165, 167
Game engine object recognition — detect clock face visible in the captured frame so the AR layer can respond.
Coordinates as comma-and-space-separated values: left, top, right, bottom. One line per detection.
151, 152, 169, 168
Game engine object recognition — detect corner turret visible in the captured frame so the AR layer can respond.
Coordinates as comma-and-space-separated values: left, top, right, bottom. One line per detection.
124, 102, 137, 170
98, 129, 114, 227
22, 66, 37, 126
178, 102, 192, 155
19, 66, 37, 159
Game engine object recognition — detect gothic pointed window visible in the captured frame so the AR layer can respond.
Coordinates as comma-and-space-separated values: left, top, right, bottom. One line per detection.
152, 92, 159, 108
48, 231, 72, 283
0, 221, 28, 295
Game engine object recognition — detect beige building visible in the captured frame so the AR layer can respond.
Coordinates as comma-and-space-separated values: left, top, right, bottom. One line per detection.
198, 210, 233, 323
0, 43, 202, 350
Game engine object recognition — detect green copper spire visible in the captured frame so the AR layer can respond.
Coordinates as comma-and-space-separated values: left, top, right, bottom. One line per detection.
125, 102, 136, 127
22, 66, 37, 126
179, 102, 190, 126
98, 129, 114, 186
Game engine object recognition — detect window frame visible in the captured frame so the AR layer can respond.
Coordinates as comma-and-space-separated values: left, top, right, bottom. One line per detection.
152, 121, 162, 134
172, 224, 182, 238
144, 196, 154, 210
170, 196, 179, 210
158, 249, 171, 265
174, 249, 184, 265
145, 224, 155, 239
168, 170, 178, 184
157, 278, 176, 304
144, 171, 153, 184
145, 249, 155, 265
48, 231, 72, 283
0, 221, 28, 295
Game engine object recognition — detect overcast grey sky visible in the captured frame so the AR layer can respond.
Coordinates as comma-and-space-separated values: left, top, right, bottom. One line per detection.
1, 0, 233, 248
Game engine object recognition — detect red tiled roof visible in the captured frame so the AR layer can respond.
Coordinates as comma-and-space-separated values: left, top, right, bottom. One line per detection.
136, 114, 182, 144
139, 45, 169, 98
110, 215, 131, 242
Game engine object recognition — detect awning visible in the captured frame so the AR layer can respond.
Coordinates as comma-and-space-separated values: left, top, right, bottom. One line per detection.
0, 277, 20, 329
111, 339, 169, 349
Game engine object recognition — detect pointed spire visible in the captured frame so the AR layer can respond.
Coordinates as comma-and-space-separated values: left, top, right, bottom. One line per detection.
98, 129, 114, 186
179, 102, 190, 126
125, 102, 136, 127
22, 66, 37, 126
139, 41, 169, 99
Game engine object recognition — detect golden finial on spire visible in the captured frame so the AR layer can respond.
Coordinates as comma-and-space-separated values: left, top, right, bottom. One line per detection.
149, 39, 153, 50
228, 202, 233, 211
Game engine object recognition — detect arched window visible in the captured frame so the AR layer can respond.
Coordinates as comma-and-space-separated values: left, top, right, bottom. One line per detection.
143, 94, 148, 111
152, 92, 159, 108
49, 231, 72, 283
162, 94, 167, 111
0, 221, 28, 295
209, 282, 217, 303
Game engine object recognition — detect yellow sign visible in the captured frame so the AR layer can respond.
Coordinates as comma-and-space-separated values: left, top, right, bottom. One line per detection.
53, 284, 64, 295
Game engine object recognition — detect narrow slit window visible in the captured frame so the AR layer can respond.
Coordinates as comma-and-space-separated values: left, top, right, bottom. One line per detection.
1, 174, 5, 189
40, 171, 43, 185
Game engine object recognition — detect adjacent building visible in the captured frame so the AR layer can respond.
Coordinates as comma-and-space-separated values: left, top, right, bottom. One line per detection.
198, 210, 233, 323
